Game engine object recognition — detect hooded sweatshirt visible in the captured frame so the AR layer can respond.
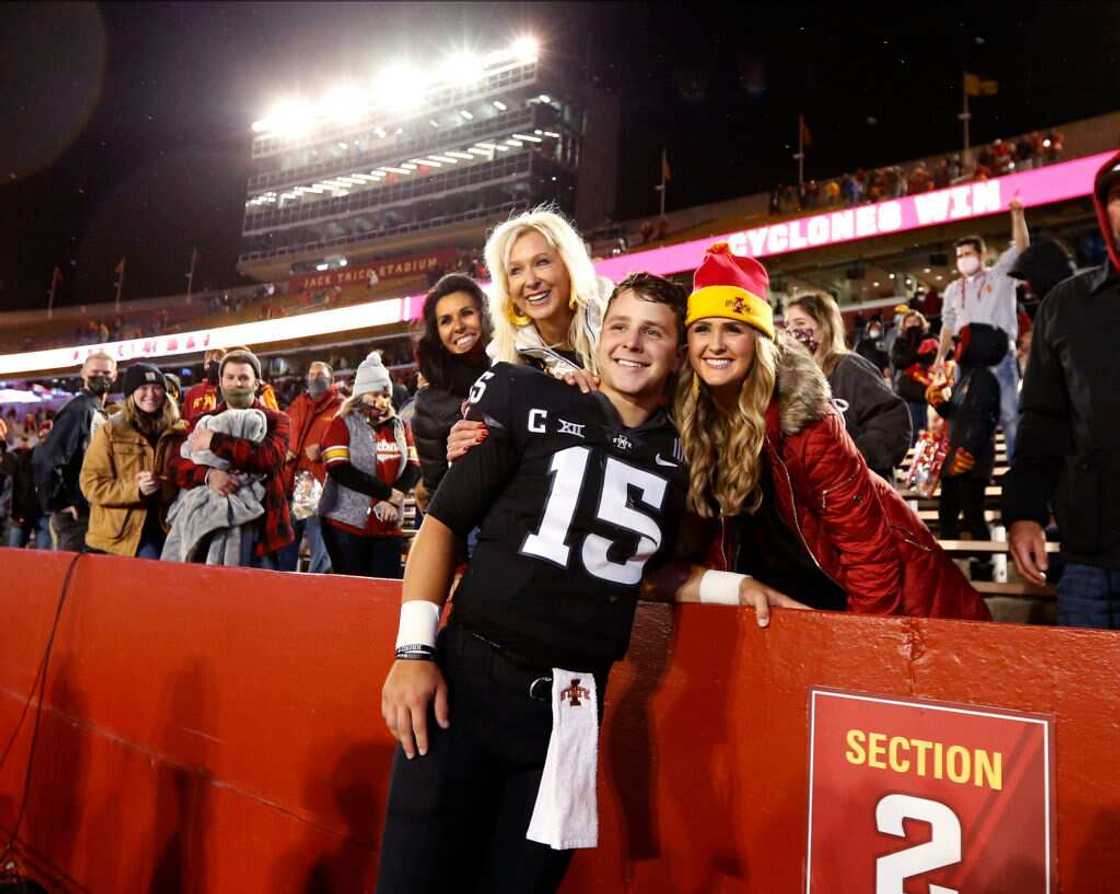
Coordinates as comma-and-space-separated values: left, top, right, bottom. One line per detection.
1001, 150, 1120, 567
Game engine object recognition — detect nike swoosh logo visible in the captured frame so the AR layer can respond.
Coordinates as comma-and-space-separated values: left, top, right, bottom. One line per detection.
655, 453, 679, 467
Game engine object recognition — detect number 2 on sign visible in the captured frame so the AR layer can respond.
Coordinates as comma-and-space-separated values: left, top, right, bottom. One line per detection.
875, 794, 961, 894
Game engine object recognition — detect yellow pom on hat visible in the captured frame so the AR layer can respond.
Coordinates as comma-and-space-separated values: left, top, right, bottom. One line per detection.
685, 243, 774, 338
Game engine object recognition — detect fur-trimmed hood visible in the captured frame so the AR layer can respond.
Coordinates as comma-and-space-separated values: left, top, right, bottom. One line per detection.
770, 333, 833, 437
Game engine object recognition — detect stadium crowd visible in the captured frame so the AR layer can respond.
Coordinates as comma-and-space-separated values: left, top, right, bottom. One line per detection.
769, 130, 1065, 216
0, 149, 1116, 636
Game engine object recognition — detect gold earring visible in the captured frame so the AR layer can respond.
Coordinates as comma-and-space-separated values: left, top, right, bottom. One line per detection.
506, 301, 531, 327
568, 293, 579, 311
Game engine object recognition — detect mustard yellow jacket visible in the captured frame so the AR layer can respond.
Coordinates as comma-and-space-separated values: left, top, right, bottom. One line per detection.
79, 413, 186, 556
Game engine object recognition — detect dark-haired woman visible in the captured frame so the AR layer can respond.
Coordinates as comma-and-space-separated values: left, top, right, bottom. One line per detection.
411, 274, 492, 508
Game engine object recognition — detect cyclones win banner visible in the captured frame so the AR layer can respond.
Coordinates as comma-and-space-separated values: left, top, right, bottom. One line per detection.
806, 689, 1053, 893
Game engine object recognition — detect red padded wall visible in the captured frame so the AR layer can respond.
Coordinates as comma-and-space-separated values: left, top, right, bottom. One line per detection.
0, 549, 1117, 892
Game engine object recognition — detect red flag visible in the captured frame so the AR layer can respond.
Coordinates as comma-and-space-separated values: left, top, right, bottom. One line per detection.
799, 114, 813, 148
51, 266, 63, 286
114, 257, 126, 276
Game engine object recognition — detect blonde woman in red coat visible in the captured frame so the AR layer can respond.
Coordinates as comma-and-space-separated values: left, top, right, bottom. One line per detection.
677, 243, 989, 619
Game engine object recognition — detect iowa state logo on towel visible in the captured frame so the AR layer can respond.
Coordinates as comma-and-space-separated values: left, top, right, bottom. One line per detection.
561, 678, 590, 707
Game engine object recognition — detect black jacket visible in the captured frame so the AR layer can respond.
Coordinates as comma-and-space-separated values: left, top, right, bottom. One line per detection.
1002, 149, 1120, 567
1001, 262, 1120, 565
31, 390, 105, 512
827, 352, 912, 479
412, 385, 465, 494
1, 447, 41, 523
890, 328, 936, 403
932, 323, 1007, 480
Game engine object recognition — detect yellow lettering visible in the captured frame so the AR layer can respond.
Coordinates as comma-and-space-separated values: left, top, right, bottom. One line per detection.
947, 745, 970, 784
933, 740, 944, 780
844, 729, 866, 765
867, 732, 887, 769
888, 736, 910, 774
911, 738, 932, 776
975, 749, 1003, 791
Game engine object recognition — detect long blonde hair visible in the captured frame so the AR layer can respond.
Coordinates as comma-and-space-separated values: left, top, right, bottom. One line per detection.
784, 292, 848, 376
674, 332, 780, 518
483, 207, 605, 372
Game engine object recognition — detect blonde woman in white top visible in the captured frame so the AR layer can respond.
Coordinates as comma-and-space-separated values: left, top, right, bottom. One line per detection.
483, 208, 611, 377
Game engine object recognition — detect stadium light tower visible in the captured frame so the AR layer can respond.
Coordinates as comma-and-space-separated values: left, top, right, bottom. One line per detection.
373, 63, 428, 113
263, 98, 313, 138
511, 36, 539, 64
322, 85, 368, 124
440, 51, 484, 87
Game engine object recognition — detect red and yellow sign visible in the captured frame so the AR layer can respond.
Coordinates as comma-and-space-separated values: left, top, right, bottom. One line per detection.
807, 689, 1052, 894
289, 249, 458, 293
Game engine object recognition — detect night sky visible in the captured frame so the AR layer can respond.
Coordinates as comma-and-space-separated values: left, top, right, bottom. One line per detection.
1, 1, 1117, 312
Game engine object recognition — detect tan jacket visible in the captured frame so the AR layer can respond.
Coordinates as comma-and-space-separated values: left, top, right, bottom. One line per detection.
79, 413, 186, 556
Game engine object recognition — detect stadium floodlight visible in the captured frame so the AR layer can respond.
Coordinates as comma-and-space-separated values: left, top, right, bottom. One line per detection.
505, 139, 523, 147
322, 85, 367, 124
543, 131, 560, 138
400, 162, 419, 170
382, 166, 413, 175
476, 142, 498, 149
459, 109, 474, 121
413, 157, 441, 167
492, 100, 508, 111
468, 147, 490, 156
447, 150, 475, 160
429, 119, 441, 128
373, 63, 428, 113
339, 258, 348, 267
440, 51, 483, 86
428, 155, 458, 164
316, 263, 329, 271
511, 36, 539, 63
251, 119, 269, 134
512, 133, 543, 143
264, 99, 313, 137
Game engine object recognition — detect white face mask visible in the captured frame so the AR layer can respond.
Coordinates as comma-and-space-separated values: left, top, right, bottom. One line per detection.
956, 255, 982, 277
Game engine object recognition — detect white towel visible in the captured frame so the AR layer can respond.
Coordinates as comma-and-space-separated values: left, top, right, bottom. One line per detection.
526, 670, 600, 850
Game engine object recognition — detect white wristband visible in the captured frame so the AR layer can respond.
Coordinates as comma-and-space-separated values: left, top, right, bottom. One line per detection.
394, 600, 441, 650
698, 570, 748, 605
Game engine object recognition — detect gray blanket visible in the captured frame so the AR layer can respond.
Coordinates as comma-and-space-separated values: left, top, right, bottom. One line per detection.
161, 409, 268, 565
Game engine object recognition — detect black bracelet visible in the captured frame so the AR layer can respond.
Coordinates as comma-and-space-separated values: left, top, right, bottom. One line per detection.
395, 643, 436, 661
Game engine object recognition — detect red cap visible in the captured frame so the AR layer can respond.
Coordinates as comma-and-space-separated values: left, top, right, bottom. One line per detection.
685, 243, 774, 337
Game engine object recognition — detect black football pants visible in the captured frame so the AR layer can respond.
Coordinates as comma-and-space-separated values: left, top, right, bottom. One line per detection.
376, 623, 604, 894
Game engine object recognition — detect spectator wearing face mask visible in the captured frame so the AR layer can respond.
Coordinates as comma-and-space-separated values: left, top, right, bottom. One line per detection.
182, 346, 281, 423
164, 349, 293, 568
785, 293, 911, 481
936, 199, 1029, 457
276, 361, 342, 573
890, 311, 938, 444
318, 352, 420, 579
32, 351, 117, 550
854, 314, 890, 374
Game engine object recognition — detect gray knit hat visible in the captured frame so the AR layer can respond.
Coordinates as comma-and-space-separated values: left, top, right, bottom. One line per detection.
353, 351, 392, 397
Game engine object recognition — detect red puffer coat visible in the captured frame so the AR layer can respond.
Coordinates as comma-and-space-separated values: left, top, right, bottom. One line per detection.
713, 342, 990, 620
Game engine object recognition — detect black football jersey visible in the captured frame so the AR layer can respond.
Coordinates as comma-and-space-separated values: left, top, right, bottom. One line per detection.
426, 362, 688, 669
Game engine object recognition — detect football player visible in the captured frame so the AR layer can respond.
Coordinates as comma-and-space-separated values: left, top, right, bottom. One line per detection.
376, 272, 795, 893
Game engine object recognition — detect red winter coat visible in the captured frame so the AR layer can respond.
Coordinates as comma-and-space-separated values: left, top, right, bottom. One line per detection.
282, 386, 343, 495
714, 343, 990, 620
